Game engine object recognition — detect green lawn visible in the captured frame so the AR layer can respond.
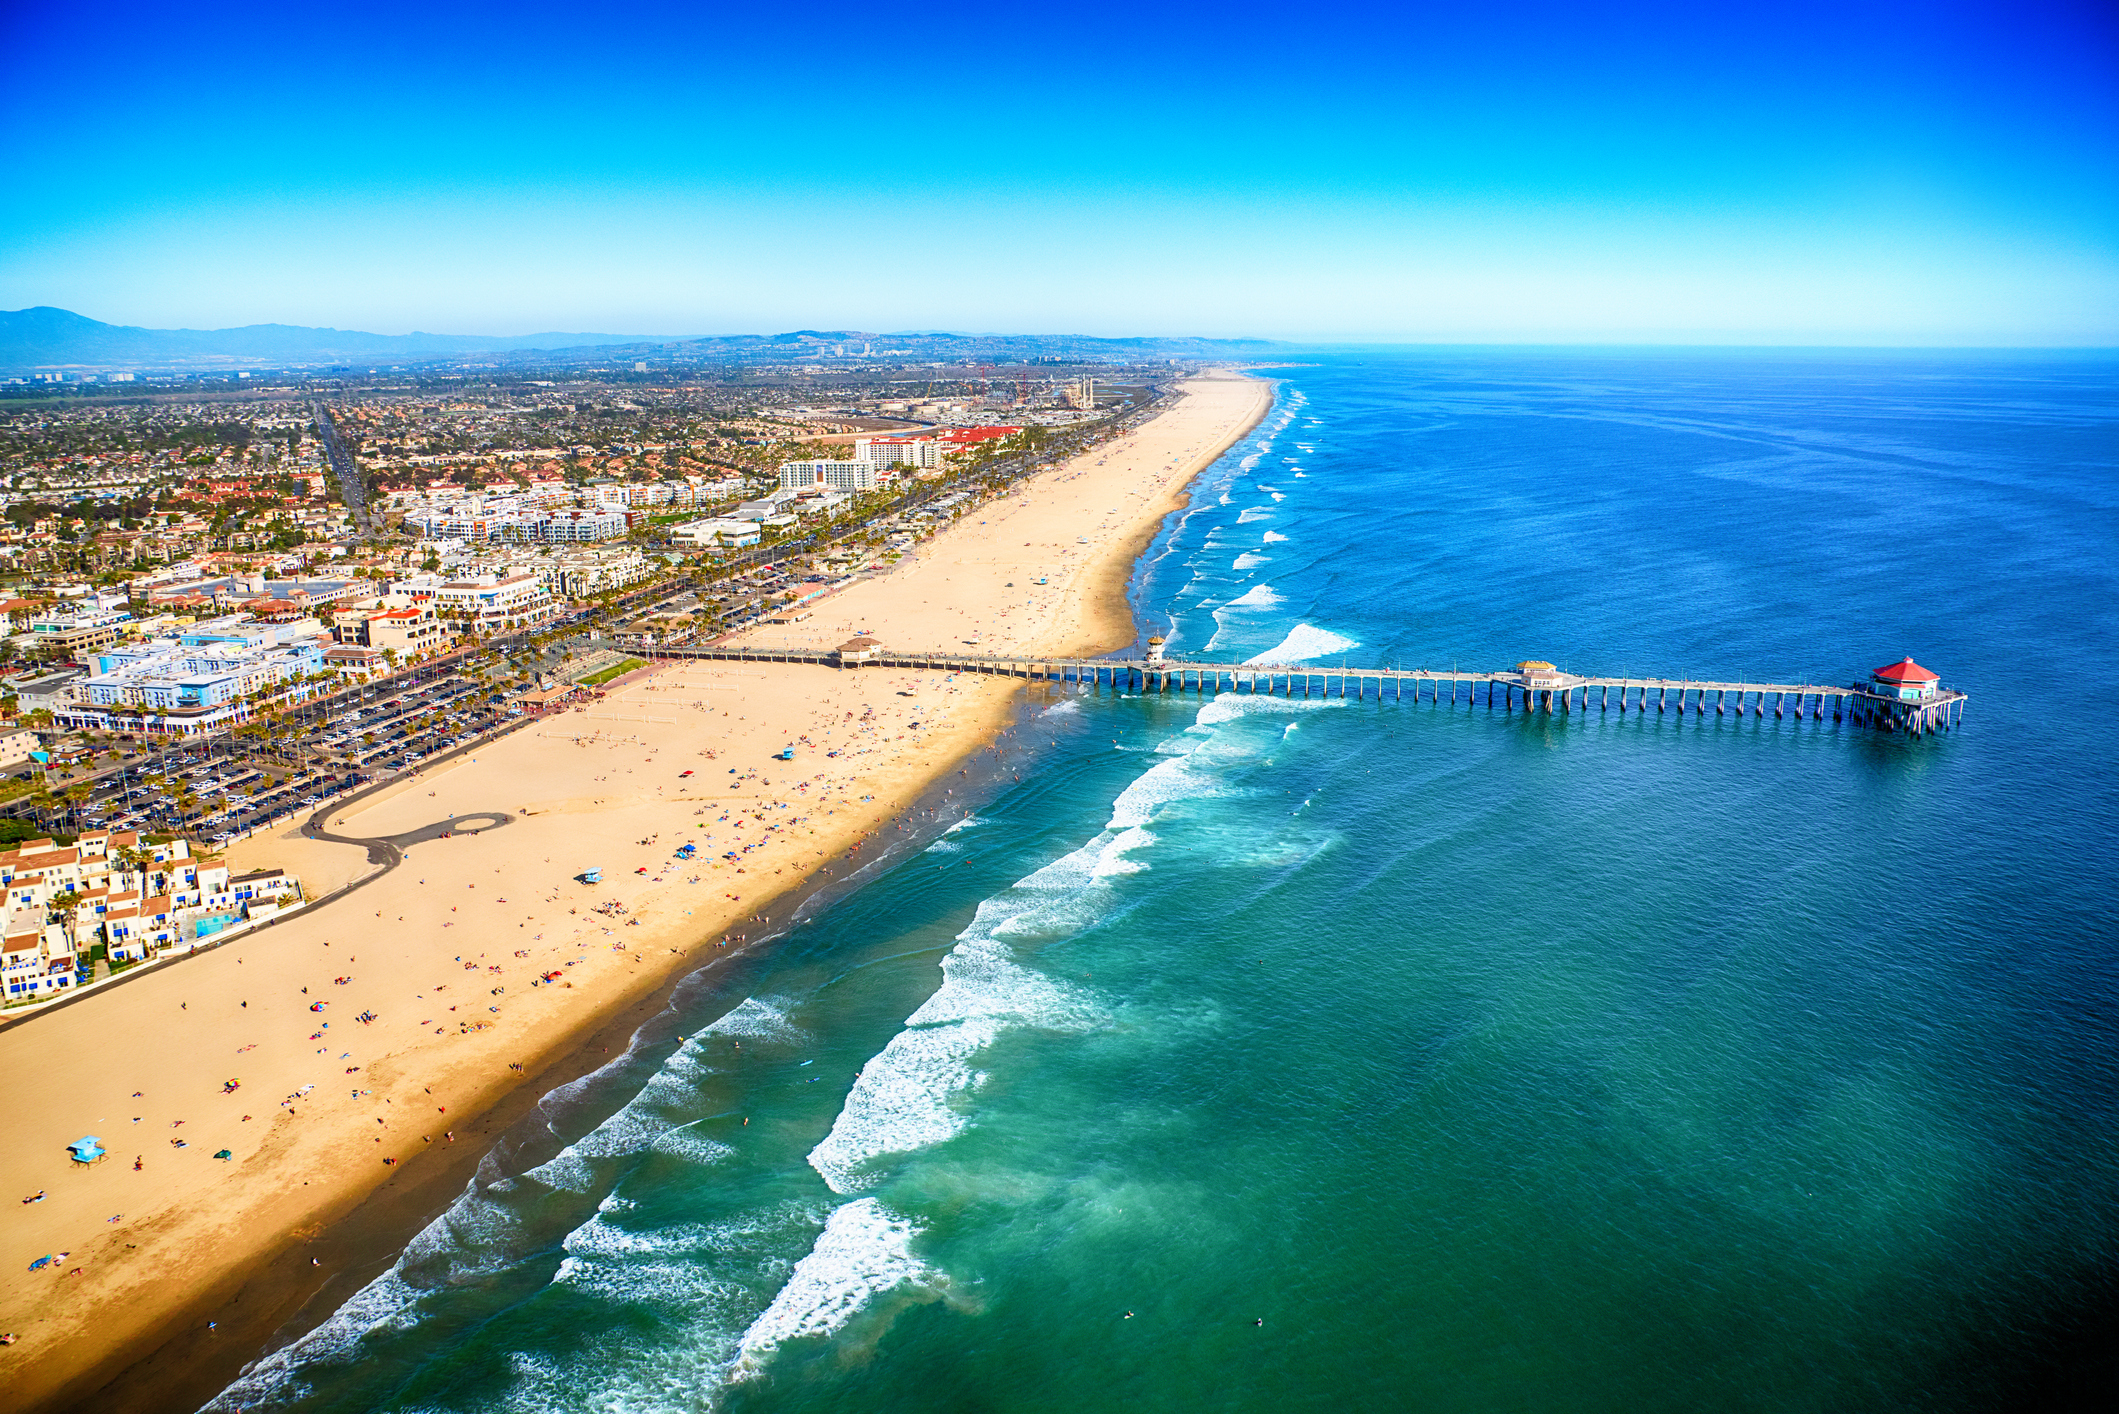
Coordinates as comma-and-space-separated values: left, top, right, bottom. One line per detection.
578, 658, 647, 686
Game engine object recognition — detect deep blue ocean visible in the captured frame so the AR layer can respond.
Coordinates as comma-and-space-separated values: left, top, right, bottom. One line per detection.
209, 350, 2119, 1413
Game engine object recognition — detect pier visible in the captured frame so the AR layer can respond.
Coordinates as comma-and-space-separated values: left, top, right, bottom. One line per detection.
630, 643, 1969, 736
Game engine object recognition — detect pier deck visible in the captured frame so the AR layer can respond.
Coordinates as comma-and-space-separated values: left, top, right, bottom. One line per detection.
623, 644, 1968, 735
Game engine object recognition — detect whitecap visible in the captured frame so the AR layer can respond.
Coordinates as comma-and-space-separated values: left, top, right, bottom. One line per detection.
731, 1198, 938, 1382
1221, 584, 1283, 610
1245, 624, 1362, 664
1232, 552, 1270, 570
1236, 507, 1274, 523
1261, 530, 1290, 543
807, 936, 1102, 1194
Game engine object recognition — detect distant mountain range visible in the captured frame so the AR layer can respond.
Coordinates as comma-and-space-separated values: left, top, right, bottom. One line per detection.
0, 306, 677, 370
1, 307, 1284, 373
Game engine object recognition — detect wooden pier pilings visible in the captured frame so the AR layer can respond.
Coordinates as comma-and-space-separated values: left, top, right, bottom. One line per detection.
638, 644, 1969, 736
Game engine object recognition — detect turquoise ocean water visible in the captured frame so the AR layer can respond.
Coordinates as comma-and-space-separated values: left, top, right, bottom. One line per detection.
209, 351, 2119, 1413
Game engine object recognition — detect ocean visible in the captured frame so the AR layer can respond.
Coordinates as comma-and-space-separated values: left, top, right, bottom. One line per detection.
207, 350, 2119, 1413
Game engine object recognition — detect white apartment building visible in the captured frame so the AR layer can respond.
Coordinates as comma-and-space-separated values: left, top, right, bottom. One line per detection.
553, 548, 655, 597
778, 459, 885, 493
0, 832, 302, 1000
854, 436, 943, 469
434, 572, 556, 630
538, 509, 630, 542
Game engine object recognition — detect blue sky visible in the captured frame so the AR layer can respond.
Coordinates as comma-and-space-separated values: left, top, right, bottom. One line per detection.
3, 1, 2115, 343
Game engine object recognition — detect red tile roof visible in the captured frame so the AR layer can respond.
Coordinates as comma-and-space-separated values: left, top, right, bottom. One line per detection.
1873, 657, 1939, 684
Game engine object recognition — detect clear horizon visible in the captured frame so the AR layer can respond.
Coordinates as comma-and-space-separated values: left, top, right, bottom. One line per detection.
3, 1, 2114, 346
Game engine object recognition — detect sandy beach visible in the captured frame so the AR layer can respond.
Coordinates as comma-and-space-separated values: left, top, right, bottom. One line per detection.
0, 370, 1270, 1411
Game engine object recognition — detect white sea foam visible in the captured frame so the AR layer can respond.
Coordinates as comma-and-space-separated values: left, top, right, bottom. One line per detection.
498, 1198, 834, 1412
1261, 530, 1290, 543
651, 1126, 738, 1167
1233, 552, 1270, 570
704, 995, 807, 1044
1245, 624, 1362, 664
200, 1269, 426, 1410
1220, 583, 1283, 609
730, 1198, 937, 1382
520, 1004, 789, 1193
803, 734, 1241, 1198
1193, 692, 1348, 727
1236, 507, 1275, 523
807, 934, 1100, 1194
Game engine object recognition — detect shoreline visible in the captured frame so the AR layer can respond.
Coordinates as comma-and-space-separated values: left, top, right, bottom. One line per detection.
2, 372, 1274, 1412
74, 686, 1053, 1414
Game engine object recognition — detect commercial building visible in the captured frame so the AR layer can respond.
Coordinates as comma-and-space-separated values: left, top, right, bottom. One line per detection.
62, 615, 331, 734
672, 518, 763, 548
26, 605, 128, 658
333, 601, 446, 657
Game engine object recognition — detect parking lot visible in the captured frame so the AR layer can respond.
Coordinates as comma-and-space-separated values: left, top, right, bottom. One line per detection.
33, 670, 517, 844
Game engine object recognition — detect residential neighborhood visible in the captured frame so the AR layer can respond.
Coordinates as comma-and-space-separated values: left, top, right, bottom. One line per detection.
0, 354, 1171, 1015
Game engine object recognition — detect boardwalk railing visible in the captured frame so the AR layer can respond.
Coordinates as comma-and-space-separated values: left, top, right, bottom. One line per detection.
630, 643, 1968, 736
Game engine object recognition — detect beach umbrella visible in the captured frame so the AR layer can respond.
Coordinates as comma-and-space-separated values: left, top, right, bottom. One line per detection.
213, 1149, 234, 1161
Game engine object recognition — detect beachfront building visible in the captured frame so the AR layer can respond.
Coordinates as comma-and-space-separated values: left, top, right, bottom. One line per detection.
333, 602, 446, 658
60, 615, 333, 735
2, 914, 74, 1000
551, 547, 655, 597
0, 832, 295, 999
937, 425, 1023, 455
1869, 657, 1942, 701
432, 572, 559, 633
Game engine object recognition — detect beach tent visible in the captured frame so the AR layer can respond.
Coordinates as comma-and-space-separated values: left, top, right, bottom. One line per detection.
67, 1137, 105, 1164
213, 1149, 234, 1161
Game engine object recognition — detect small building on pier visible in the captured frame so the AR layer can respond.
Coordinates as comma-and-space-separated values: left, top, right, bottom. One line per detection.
1870, 657, 1941, 701
835, 636, 883, 667
1517, 660, 1566, 690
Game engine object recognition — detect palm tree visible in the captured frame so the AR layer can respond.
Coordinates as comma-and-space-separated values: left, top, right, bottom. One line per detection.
64, 782, 93, 831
